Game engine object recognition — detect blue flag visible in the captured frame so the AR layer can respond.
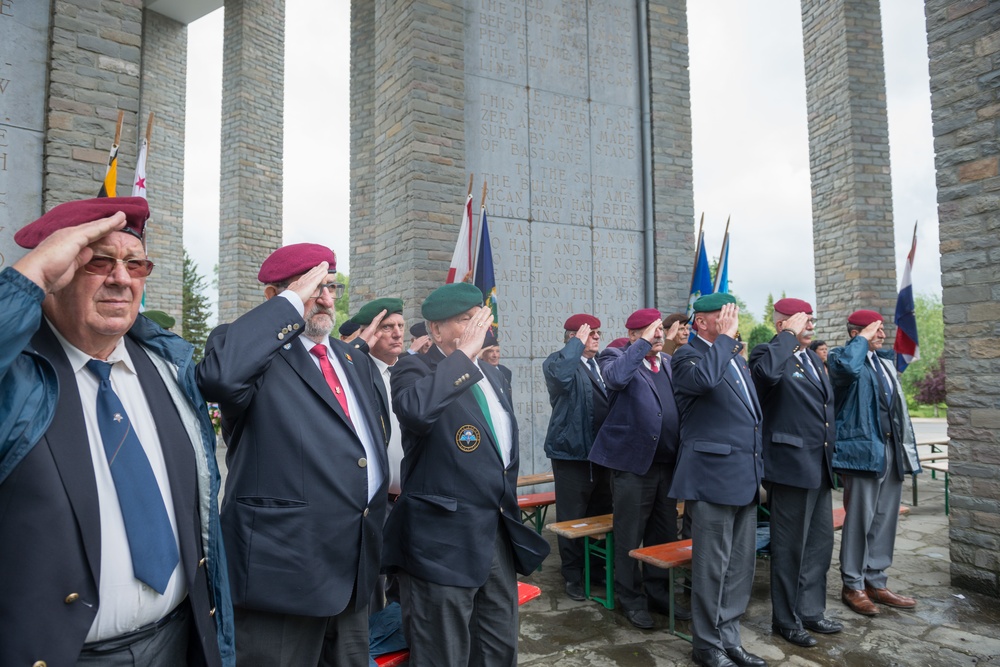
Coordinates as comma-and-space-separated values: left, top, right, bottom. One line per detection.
473, 207, 499, 339
687, 231, 713, 318
894, 224, 919, 373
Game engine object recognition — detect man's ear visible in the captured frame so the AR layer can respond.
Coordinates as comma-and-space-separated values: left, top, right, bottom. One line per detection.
264, 285, 279, 300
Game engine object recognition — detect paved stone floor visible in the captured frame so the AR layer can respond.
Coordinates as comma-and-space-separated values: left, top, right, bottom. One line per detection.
516, 472, 1000, 666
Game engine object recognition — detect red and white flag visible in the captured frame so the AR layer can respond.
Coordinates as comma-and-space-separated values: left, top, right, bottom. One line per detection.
131, 136, 148, 199
446, 193, 475, 283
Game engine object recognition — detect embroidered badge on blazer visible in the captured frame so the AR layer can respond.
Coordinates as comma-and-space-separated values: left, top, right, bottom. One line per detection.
455, 425, 481, 452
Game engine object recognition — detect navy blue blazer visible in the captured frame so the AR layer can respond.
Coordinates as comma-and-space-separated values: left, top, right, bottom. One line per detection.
197, 296, 390, 617
588, 339, 679, 476
668, 334, 764, 506
382, 346, 549, 587
749, 331, 836, 490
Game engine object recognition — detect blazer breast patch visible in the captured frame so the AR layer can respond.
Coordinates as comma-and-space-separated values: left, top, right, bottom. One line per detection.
456, 425, 481, 452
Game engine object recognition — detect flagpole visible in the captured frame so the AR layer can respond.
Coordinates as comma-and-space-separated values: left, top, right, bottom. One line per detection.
144, 112, 154, 147
713, 215, 731, 293
114, 110, 124, 146
718, 215, 730, 260
473, 180, 488, 270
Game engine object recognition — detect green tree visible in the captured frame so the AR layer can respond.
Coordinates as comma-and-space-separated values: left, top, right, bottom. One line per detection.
183, 250, 213, 363
334, 272, 350, 327
899, 293, 944, 404
747, 323, 775, 352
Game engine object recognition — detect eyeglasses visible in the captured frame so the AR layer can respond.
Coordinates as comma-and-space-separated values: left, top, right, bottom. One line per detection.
83, 255, 155, 278
310, 282, 345, 299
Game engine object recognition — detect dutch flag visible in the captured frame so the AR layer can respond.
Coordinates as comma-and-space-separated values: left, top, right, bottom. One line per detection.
894, 223, 920, 373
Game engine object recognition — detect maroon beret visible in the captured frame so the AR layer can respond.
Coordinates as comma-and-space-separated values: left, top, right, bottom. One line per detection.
258, 243, 337, 283
14, 197, 149, 249
625, 308, 662, 330
847, 309, 883, 327
773, 298, 813, 316
564, 313, 601, 331
607, 337, 629, 349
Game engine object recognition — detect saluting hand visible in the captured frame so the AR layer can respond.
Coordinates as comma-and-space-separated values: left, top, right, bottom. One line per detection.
640, 318, 661, 343
858, 319, 882, 341
716, 303, 740, 338
574, 323, 591, 343
457, 306, 495, 360
664, 319, 680, 342
782, 312, 809, 337
358, 309, 388, 347
13, 212, 128, 294
286, 262, 330, 303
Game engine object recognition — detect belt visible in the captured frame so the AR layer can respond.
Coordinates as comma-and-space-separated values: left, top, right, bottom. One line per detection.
82, 599, 189, 653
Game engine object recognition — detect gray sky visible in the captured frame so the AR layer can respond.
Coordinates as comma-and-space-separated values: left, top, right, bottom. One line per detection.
183, 0, 940, 322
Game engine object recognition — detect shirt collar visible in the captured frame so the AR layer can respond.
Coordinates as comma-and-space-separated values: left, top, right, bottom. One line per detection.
46, 317, 135, 376
371, 355, 394, 376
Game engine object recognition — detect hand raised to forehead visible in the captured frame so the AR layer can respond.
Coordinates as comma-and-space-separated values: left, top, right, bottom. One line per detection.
782, 312, 809, 337
358, 309, 388, 348
664, 319, 680, 342
457, 306, 494, 360
858, 319, 883, 341
640, 318, 661, 343
716, 303, 740, 338
286, 262, 330, 303
13, 212, 127, 294
574, 323, 591, 343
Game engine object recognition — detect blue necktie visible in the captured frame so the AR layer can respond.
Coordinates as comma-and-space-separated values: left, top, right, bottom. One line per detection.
587, 358, 605, 390
86, 360, 179, 594
872, 356, 892, 400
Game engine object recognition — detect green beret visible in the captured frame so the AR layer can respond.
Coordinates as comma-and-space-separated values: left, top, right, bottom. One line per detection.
421, 283, 484, 322
351, 297, 404, 325
143, 310, 175, 329
692, 292, 736, 313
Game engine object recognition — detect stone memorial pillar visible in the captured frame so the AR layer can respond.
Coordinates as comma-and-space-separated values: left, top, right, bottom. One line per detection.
219, 0, 285, 323
925, 0, 1000, 596
351, 0, 694, 471
800, 0, 897, 339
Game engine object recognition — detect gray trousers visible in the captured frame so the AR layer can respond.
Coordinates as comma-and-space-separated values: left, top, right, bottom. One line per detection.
768, 482, 833, 629
840, 442, 903, 590
77, 601, 190, 667
233, 596, 368, 667
688, 500, 757, 651
399, 528, 517, 667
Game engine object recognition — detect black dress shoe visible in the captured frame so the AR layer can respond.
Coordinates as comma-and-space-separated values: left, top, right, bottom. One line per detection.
772, 624, 817, 648
691, 647, 738, 667
802, 617, 843, 634
648, 599, 692, 621
565, 580, 585, 601
725, 645, 768, 667
624, 608, 654, 629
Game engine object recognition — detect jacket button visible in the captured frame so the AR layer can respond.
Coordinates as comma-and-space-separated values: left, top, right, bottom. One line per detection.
364, 507, 370, 517
358, 458, 367, 468
64, 593, 79, 604
210, 607, 216, 617
454, 380, 460, 386
281, 327, 289, 334
199, 557, 207, 567
825, 422, 829, 427
278, 332, 285, 340
293, 323, 300, 330
824, 442, 828, 447
32, 662, 47, 667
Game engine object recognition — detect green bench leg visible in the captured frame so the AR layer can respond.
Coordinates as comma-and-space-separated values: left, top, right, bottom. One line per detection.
668, 566, 692, 642
583, 533, 615, 610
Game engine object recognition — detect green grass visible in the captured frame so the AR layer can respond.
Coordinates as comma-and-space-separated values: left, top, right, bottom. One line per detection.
907, 403, 946, 419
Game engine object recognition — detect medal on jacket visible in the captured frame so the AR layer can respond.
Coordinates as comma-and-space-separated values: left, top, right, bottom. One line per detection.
456, 425, 481, 452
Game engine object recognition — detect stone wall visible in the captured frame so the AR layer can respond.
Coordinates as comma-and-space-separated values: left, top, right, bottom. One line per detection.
218, 0, 285, 323
139, 10, 187, 333
925, 0, 1000, 596
800, 0, 897, 340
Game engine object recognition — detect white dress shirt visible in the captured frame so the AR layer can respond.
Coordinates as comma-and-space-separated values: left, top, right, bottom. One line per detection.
372, 355, 404, 495
49, 323, 185, 642
474, 359, 513, 468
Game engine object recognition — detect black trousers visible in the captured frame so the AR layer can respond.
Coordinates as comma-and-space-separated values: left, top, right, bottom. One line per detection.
551, 458, 613, 584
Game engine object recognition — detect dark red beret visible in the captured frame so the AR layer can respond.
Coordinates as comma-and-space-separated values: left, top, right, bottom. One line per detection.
773, 298, 813, 316
848, 309, 883, 327
14, 197, 149, 249
625, 308, 662, 330
258, 243, 337, 283
564, 313, 601, 331
607, 337, 629, 349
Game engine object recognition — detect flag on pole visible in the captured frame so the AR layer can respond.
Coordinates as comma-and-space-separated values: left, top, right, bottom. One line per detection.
132, 137, 148, 198
446, 194, 475, 283
98, 143, 119, 197
687, 231, 713, 318
473, 206, 499, 338
713, 228, 730, 294
894, 223, 920, 373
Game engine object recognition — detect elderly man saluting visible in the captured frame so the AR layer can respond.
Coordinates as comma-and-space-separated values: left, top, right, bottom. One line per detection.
0, 199, 233, 666
383, 282, 549, 667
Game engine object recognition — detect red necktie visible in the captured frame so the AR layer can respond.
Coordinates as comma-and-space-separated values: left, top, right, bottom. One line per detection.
647, 355, 659, 373
310, 344, 352, 422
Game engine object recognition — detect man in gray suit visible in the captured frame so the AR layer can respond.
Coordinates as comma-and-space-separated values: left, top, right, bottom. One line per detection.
828, 309, 920, 616
670, 293, 766, 667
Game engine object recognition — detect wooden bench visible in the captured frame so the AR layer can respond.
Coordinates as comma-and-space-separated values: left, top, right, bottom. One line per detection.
630, 504, 910, 641
517, 472, 554, 487
548, 513, 615, 609
518, 491, 556, 533
922, 460, 950, 514
373, 581, 541, 666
